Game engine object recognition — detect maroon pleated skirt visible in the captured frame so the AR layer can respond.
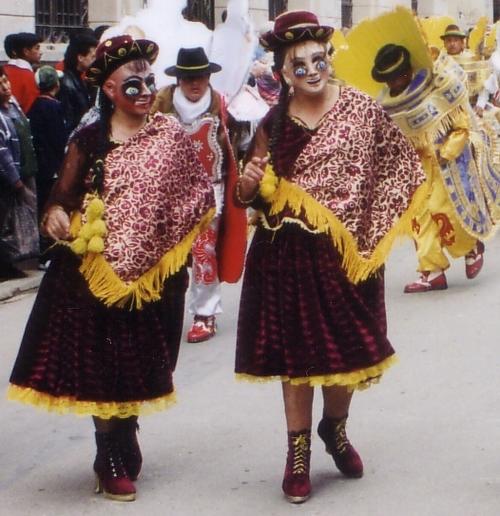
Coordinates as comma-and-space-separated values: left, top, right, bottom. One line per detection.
9, 247, 188, 411
235, 222, 395, 383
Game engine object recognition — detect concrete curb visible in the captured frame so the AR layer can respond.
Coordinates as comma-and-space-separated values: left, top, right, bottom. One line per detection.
0, 271, 43, 302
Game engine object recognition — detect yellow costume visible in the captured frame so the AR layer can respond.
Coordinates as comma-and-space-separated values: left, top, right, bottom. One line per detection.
333, 7, 495, 289
411, 112, 477, 272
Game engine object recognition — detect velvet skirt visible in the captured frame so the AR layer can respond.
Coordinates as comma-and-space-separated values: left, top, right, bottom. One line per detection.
9, 247, 188, 417
235, 222, 395, 387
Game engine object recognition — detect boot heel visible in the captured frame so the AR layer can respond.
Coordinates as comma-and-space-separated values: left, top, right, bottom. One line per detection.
94, 474, 103, 494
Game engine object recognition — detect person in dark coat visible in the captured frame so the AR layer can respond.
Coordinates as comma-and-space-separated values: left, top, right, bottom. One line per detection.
57, 32, 97, 135
28, 65, 68, 267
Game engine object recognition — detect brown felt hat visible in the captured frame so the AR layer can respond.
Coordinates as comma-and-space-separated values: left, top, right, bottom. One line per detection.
260, 10, 333, 52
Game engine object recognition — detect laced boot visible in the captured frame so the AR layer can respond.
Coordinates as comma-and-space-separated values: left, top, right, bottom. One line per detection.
282, 429, 311, 503
317, 415, 363, 478
94, 432, 136, 502
113, 417, 142, 481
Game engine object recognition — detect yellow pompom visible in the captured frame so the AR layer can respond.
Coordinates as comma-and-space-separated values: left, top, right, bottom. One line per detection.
90, 219, 107, 237
260, 182, 277, 200
259, 166, 278, 200
79, 222, 94, 241
70, 237, 88, 255
87, 236, 105, 254
86, 197, 105, 221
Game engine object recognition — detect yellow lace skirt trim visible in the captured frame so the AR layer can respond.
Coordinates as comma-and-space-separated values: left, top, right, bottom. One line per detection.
236, 355, 397, 391
7, 384, 177, 419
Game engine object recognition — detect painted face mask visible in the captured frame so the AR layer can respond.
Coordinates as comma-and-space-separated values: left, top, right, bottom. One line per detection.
282, 40, 330, 96
121, 74, 156, 99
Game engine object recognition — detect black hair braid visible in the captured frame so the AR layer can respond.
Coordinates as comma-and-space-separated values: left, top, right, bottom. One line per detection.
90, 89, 114, 193
268, 48, 290, 173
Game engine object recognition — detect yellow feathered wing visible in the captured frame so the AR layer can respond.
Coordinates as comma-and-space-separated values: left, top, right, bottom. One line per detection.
468, 16, 488, 57
419, 15, 456, 51
333, 6, 433, 98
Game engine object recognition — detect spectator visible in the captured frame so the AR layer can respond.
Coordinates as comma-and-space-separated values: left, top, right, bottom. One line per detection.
0, 66, 37, 280
57, 32, 98, 134
3, 32, 42, 113
28, 66, 68, 268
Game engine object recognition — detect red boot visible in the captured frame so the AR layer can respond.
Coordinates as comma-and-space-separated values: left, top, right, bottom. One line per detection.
403, 271, 447, 293
114, 417, 142, 481
94, 432, 136, 502
282, 430, 311, 503
317, 416, 363, 478
187, 315, 217, 343
465, 241, 484, 279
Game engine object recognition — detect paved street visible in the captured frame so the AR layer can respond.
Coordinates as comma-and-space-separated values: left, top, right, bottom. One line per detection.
1, 236, 500, 516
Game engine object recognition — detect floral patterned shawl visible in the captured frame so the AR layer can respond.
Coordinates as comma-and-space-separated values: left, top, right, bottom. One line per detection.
253, 87, 427, 283
65, 112, 214, 308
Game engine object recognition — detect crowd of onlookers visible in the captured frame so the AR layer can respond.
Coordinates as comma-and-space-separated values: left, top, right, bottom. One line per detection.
0, 28, 105, 281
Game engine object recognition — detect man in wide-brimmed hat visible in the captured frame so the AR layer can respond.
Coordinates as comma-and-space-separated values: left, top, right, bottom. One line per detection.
152, 47, 247, 344
371, 43, 414, 96
372, 42, 488, 293
440, 23, 467, 56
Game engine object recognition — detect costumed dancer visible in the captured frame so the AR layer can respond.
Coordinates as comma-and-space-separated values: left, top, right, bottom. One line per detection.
371, 42, 494, 291
152, 47, 247, 343
7, 36, 214, 501
235, 10, 426, 504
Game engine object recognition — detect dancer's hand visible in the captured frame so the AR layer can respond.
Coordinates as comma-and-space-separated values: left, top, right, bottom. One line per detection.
42, 206, 70, 241
238, 156, 268, 202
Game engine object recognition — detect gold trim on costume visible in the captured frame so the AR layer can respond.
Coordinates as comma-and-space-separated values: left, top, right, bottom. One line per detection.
259, 166, 429, 284
375, 53, 405, 75
7, 384, 177, 419
236, 355, 397, 391
68, 208, 215, 309
176, 63, 210, 70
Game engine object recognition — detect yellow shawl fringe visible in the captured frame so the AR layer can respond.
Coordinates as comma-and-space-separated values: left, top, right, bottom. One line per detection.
265, 177, 429, 284
236, 355, 397, 391
70, 208, 215, 309
7, 384, 176, 419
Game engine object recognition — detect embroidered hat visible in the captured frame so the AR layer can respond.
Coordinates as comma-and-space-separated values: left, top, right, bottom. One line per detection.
371, 44, 411, 83
260, 10, 333, 51
86, 35, 159, 86
164, 47, 221, 78
35, 65, 63, 91
440, 24, 466, 40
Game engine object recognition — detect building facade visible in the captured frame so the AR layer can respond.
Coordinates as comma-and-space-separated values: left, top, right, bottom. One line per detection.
0, 0, 497, 61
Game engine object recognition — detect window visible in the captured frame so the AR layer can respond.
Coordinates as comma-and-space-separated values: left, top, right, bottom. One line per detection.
341, 0, 353, 28
35, 0, 88, 43
185, 0, 215, 30
269, 0, 288, 21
